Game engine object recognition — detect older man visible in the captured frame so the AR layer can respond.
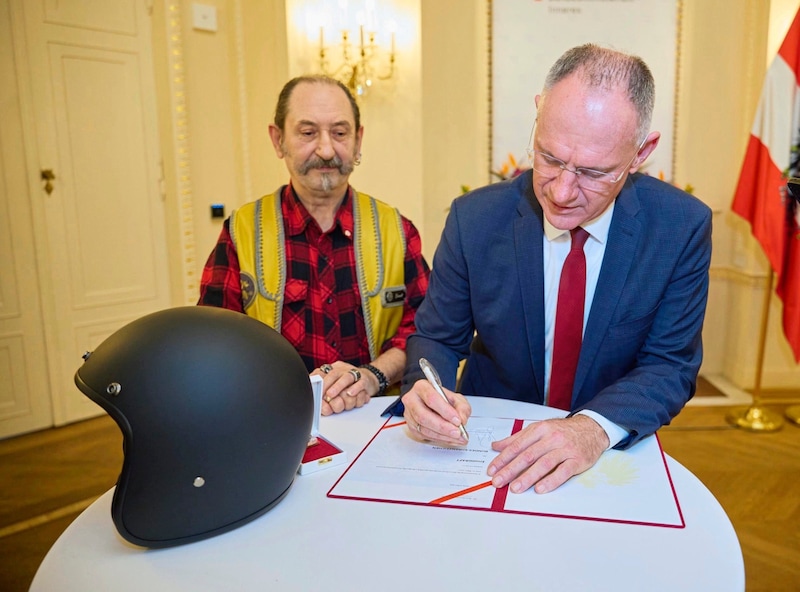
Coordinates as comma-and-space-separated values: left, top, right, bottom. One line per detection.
200, 75, 429, 415
400, 44, 711, 493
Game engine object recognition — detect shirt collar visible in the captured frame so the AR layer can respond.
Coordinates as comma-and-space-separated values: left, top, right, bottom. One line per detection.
542, 200, 615, 245
282, 183, 355, 240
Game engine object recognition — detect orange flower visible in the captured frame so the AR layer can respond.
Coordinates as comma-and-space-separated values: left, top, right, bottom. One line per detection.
491, 153, 530, 181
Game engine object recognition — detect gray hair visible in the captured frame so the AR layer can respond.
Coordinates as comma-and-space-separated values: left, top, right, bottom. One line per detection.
542, 44, 655, 144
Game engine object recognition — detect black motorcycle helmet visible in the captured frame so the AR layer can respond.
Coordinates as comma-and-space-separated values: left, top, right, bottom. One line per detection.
75, 306, 314, 548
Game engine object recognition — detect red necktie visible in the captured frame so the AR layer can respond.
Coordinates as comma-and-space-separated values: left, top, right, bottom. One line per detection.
549, 227, 589, 411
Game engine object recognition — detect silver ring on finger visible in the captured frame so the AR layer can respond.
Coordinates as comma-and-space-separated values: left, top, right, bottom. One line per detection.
320, 364, 333, 374
349, 368, 361, 382
417, 421, 422, 433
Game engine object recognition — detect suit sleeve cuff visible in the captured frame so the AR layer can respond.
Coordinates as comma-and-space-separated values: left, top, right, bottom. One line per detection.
576, 410, 629, 450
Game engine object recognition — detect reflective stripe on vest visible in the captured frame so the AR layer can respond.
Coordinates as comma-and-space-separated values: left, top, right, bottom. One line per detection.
230, 189, 406, 359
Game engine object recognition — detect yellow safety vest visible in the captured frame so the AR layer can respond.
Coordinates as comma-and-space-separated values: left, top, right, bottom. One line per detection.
230, 189, 407, 360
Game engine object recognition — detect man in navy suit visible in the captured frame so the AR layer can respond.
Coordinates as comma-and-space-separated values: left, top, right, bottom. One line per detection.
400, 44, 711, 494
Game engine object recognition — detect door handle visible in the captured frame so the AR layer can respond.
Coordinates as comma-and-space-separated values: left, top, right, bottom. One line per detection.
41, 169, 55, 194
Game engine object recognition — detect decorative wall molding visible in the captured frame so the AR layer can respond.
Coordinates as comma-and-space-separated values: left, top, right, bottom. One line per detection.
165, 2, 197, 304
234, 0, 253, 202
486, 0, 493, 183
670, 0, 684, 179
709, 265, 769, 287
742, 0, 765, 131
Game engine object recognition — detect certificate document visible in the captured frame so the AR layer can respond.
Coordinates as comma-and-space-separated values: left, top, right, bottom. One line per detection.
327, 415, 684, 528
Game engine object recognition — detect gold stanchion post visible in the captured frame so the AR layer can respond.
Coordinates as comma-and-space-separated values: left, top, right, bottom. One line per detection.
726, 271, 784, 431
787, 405, 800, 425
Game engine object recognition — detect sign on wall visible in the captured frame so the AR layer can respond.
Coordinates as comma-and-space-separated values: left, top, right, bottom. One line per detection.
491, 0, 680, 181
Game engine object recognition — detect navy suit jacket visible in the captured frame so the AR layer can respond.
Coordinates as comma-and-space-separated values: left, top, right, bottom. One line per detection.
404, 170, 712, 448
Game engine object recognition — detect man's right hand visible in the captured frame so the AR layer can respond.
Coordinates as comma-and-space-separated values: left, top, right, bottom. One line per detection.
401, 379, 471, 445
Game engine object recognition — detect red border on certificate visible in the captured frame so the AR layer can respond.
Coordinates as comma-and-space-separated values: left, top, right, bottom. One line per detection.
327, 416, 685, 529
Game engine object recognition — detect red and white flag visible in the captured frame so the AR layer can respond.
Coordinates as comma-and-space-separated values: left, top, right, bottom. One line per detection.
732, 8, 800, 363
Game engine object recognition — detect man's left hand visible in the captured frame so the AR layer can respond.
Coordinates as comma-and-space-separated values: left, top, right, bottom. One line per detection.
311, 361, 371, 415
487, 414, 609, 494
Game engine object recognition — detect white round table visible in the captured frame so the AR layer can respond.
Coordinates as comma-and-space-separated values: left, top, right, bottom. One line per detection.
31, 397, 744, 591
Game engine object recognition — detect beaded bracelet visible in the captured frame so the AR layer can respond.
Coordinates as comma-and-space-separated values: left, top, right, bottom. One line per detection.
359, 364, 389, 396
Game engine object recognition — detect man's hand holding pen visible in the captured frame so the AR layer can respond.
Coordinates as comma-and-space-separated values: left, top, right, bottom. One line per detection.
402, 357, 610, 494
402, 378, 471, 446
404, 381, 609, 492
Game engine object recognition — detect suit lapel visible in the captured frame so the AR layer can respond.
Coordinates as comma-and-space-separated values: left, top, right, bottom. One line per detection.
574, 180, 642, 396
514, 175, 546, 400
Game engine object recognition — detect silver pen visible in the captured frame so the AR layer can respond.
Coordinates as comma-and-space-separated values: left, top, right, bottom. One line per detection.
419, 358, 469, 441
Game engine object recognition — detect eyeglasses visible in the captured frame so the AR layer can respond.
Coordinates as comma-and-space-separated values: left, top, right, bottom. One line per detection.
525, 121, 644, 192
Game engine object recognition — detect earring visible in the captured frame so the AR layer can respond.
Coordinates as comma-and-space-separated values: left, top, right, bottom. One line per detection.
354, 153, 362, 166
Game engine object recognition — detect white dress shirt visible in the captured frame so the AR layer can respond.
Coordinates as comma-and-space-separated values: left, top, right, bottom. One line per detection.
542, 202, 629, 448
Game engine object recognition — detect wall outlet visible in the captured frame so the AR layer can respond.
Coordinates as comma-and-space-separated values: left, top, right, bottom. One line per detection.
192, 4, 218, 32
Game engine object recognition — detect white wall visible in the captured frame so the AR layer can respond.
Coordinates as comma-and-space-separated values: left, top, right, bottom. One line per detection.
153, 0, 800, 390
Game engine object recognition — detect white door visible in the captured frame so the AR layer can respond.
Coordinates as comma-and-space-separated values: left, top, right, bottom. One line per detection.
0, 0, 53, 438
1, 0, 171, 434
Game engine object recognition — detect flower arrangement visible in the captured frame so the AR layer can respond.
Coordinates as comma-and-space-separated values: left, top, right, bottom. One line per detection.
657, 171, 694, 195
461, 153, 530, 194
491, 153, 531, 181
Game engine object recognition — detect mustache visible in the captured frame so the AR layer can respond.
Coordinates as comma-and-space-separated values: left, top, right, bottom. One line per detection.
299, 155, 349, 175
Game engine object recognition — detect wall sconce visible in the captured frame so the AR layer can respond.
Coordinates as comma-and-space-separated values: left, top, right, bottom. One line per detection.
318, 23, 395, 98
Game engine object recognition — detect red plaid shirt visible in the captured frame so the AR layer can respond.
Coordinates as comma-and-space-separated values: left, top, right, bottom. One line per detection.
198, 185, 429, 372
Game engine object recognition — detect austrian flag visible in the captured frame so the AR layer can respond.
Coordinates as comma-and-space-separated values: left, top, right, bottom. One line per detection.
732, 8, 800, 362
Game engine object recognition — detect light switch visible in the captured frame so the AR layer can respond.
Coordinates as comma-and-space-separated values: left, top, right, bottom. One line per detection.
192, 3, 218, 32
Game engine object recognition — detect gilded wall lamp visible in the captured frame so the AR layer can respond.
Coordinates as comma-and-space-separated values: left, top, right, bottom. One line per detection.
314, 0, 396, 98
